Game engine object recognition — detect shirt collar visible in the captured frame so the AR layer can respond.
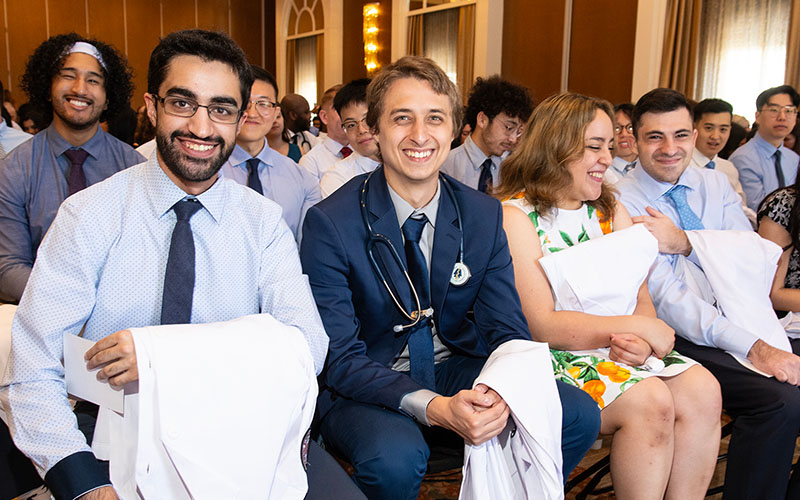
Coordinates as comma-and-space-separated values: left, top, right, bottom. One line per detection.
145, 154, 226, 223
611, 156, 632, 174
229, 142, 277, 171
45, 122, 105, 159
692, 148, 714, 165
353, 153, 380, 172
0, 120, 7, 136
753, 132, 786, 158
387, 179, 441, 231
630, 162, 700, 202
463, 135, 502, 169
324, 136, 349, 156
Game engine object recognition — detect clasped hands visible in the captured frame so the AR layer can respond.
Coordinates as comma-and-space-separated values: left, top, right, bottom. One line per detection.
609, 317, 675, 367
426, 383, 510, 446
84, 329, 138, 388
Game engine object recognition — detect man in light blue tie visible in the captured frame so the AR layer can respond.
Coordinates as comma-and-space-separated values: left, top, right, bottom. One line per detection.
616, 87, 800, 500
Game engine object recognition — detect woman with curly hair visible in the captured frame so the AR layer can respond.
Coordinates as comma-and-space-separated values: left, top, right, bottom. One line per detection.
495, 93, 722, 499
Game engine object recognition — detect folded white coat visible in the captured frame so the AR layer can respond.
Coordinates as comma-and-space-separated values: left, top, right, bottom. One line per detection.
538, 224, 666, 372
684, 230, 790, 375
91, 314, 317, 500
459, 339, 563, 500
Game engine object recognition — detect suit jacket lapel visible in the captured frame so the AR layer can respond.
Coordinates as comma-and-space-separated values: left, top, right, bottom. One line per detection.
431, 181, 461, 318
367, 168, 416, 317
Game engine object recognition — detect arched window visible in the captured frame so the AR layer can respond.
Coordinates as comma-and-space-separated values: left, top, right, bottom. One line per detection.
285, 0, 325, 107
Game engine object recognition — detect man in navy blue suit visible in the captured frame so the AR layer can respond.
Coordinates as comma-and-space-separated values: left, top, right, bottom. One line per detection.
300, 56, 601, 500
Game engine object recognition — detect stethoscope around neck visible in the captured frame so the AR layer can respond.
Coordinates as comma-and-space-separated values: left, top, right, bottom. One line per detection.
359, 169, 471, 333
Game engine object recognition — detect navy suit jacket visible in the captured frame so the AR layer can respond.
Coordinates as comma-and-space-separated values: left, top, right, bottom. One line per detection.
300, 167, 529, 418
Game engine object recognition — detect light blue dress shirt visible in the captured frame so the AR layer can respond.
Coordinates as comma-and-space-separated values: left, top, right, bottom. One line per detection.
440, 135, 503, 190
730, 133, 800, 211
220, 143, 321, 243
0, 124, 144, 302
616, 164, 757, 357
5, 157, 328, 494
0, 120, 31, 155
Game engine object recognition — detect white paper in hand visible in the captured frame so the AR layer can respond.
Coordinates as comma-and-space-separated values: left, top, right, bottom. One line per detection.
63, 333, 124, 414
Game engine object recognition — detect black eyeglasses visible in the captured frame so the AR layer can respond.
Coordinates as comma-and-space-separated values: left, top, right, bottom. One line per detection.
152, 94, 242, 124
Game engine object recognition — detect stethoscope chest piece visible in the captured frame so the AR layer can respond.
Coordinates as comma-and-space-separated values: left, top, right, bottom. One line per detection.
450, 262, 471, 286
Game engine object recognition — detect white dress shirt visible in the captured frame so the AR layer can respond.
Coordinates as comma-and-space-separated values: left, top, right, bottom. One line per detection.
320, 152, 380, 198
299, 137, 350, 181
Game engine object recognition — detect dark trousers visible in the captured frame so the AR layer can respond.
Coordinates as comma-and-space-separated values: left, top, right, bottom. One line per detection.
320, 354, 601, 500
675, 336, 800, 500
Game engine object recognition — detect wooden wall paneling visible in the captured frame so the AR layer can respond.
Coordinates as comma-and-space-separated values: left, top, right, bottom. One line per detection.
6, 0, 49, 105
87, 0, 127, 57
264, 0, 276, 74
0, 3, 9, 99
230, 0, 263, 65
126, 2, 164, 108
342, 0, 366, 82
568, 0, 637, 105
161, 0, 198, 35
501, 0, 565, 102
377, 0, 391, 70
48, 0, 88, 39
197, 0, 229, 32
341, 0, 392, 86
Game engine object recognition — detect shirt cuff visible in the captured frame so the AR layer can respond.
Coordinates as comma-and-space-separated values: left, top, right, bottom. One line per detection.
399, 389, 440, 426
44, 451, 111, 500
716, 325, 760, 359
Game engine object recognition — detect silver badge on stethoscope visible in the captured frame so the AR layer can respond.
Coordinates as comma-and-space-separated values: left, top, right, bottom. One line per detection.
450, 262, 471, 286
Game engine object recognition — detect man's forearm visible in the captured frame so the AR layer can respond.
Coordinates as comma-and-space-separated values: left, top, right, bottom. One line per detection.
0, 264, 31, 303
44, 451, 112, 500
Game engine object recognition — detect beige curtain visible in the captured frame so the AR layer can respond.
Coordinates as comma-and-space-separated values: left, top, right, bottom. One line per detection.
659, 0, 703, 97
316, 35, 325, 106
457, 5, 475, 100
286, 39, 296, 95
695, 0, 790, 116
407, 14, 423, 56
787, 0, 800, 89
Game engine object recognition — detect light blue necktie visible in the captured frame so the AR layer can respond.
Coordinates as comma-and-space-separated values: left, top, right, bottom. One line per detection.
705, 160, 715, 170
665, 184, 704, 230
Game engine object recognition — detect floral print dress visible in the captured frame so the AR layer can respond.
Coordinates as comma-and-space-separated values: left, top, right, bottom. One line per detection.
504, 197, 695, 409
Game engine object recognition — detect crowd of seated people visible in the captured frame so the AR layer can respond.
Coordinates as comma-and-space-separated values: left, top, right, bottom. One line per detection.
0, 25, 800, 500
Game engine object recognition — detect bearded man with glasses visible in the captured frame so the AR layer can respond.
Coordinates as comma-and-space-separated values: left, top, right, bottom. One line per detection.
731, 84, 800, 210
219, 65, 320, 243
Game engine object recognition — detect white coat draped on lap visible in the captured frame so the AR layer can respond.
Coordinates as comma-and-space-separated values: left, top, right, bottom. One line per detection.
684, 230, 790, 374
459, 339, 564, 500
92, 314, 318, 500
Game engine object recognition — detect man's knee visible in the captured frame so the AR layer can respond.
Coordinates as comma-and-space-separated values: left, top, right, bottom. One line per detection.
351, 431, 430, 500
556, 381, 601, 476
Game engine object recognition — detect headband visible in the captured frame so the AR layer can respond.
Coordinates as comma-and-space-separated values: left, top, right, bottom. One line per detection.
66, 41, 106, 70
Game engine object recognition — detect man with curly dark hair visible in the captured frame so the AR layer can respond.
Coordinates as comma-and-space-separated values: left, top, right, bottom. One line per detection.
441, 75, 533, 192
0, 33, 144, 304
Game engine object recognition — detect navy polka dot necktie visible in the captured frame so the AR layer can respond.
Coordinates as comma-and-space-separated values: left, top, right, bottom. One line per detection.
161, 198, 203, 325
